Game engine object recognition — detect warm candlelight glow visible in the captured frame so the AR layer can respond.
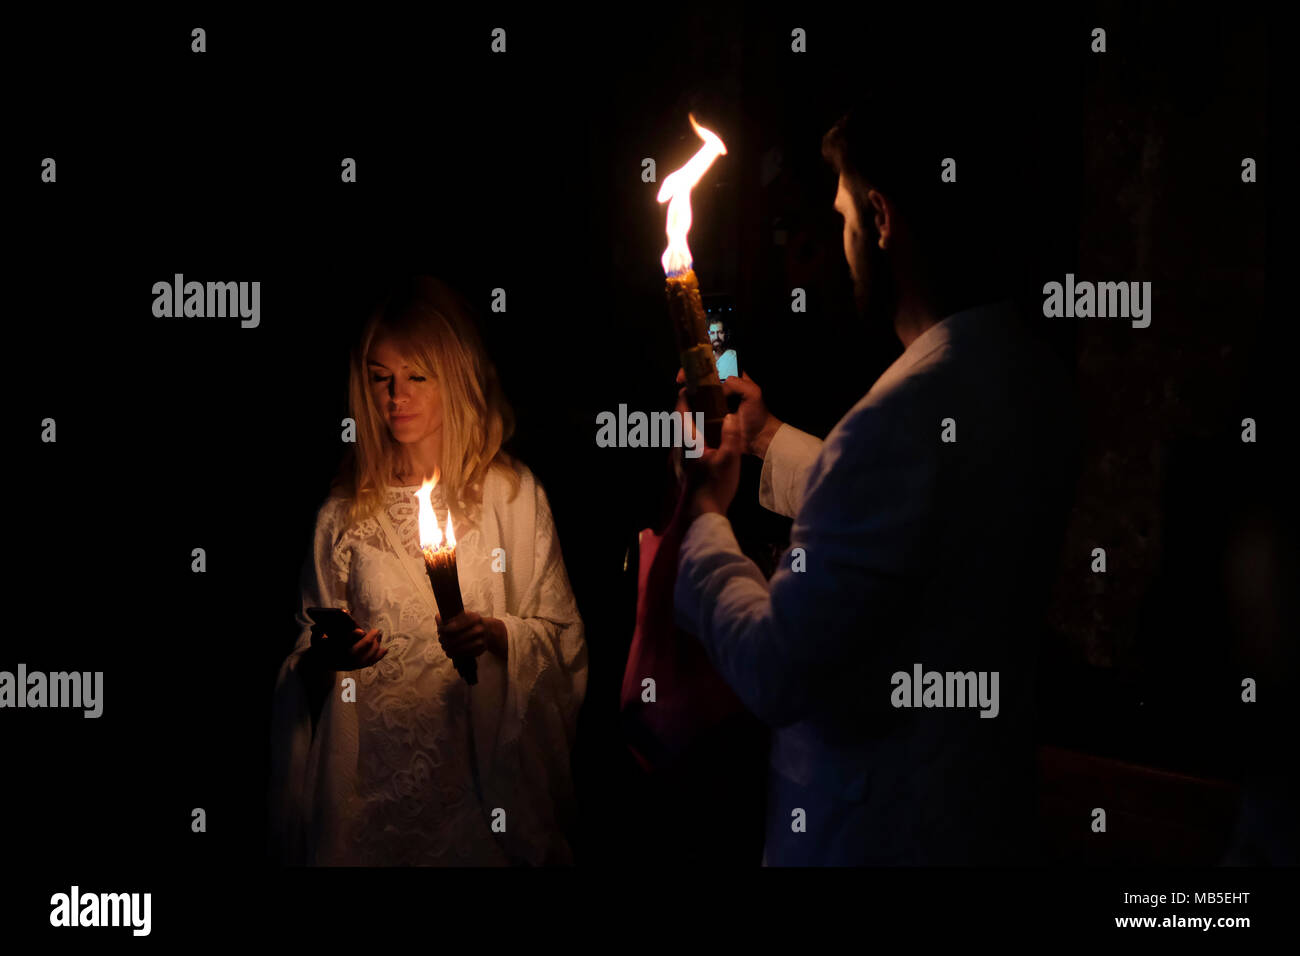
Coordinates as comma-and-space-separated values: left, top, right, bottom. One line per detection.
416, 474, 454, 553
416, 472, 471, 682
657, 113, 727, 277
417, 476, 441, 550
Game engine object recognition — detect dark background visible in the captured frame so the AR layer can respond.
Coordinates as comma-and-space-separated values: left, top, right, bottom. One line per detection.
8, 0, 1283, 912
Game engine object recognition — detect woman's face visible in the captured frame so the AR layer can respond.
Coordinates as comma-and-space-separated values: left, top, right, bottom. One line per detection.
367, 337, 444, 446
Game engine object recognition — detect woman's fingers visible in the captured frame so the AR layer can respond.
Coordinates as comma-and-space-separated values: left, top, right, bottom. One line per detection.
438, 611, 480, 635
437, 612, 483, 654
440, 622, 484, 654
309, 623, 387, 669
446, 637, 486, 658
341, 632, 385, 668
348, 629, 382, 661
440, 633, 474, 654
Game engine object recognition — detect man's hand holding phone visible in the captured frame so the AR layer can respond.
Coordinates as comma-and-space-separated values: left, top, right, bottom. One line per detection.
675, 368, 783, 458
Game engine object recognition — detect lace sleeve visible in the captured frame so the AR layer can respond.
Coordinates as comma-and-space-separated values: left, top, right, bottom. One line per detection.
269, 494, 350, 864
499, 474, 588, 748
290, 496, 352, 659
484, 470, 588, 864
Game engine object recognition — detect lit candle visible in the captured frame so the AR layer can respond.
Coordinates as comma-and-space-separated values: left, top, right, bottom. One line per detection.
417, 474, 475, 685
658, 113, 729, 448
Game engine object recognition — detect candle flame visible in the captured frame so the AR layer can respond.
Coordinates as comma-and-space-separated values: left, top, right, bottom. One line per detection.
416, 474, 454, 552
657, 113, 727, 277
417, 476, 441, 550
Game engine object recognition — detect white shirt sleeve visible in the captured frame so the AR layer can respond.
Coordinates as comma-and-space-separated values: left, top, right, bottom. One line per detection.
758, 423, 825, 518
674, 398, 941, 729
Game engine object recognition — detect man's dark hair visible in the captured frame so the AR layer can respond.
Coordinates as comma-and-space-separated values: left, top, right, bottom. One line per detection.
821, 88, 1027, 309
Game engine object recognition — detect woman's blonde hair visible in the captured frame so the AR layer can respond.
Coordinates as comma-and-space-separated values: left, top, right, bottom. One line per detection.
332, 276, 520, 528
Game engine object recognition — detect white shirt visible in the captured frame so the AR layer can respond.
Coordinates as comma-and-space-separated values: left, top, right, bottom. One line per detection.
674, 300, 1078, 864
714, 348, 738, 380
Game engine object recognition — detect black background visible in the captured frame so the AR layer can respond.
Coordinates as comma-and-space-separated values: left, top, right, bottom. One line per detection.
8, 2, 1287, 939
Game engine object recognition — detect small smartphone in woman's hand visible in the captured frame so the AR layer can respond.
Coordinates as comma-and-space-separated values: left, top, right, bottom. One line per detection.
306, 607, 385, 671
306, 606, 360, 638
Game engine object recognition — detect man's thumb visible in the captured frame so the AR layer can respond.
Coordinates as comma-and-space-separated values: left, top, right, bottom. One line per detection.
723, 373, 755, 398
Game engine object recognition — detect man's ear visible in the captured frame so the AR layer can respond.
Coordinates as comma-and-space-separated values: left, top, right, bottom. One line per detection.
864, 188, 892, 250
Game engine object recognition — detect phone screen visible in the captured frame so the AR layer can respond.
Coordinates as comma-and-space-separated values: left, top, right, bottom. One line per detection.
704, 295, 739, 381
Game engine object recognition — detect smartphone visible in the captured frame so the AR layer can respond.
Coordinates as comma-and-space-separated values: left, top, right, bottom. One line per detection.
703, 294, 740, 382
305, 606, 362, 639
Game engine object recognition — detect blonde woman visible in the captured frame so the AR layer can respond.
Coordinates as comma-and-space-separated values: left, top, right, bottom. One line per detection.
270, 276, 587, 865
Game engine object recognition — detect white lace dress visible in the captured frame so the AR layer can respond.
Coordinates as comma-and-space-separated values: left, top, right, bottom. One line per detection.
269, 461, 587, 865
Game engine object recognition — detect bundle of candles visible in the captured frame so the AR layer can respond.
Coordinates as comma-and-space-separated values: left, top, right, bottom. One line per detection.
417, 475, 476, 685
658, 113, 729, 448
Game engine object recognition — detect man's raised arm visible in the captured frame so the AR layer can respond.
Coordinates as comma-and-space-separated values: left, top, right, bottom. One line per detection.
674, 395, 941, 728
713, 372, 824, 518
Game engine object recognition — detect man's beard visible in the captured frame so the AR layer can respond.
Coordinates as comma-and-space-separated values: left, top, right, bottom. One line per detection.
853, 237, 897, 327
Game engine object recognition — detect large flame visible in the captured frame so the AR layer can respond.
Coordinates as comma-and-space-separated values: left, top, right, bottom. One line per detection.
657, 113, 727, 276
416, 473, 456, 551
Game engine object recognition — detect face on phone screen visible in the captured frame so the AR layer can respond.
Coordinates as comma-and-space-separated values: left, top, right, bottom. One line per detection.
706, 316, 739, 380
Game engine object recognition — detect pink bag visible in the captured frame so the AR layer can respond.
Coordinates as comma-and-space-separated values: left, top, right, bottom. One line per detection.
619, 481, 748, 772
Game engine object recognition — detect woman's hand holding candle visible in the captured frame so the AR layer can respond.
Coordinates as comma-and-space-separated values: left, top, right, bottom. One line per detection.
436, 611, 508, 663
